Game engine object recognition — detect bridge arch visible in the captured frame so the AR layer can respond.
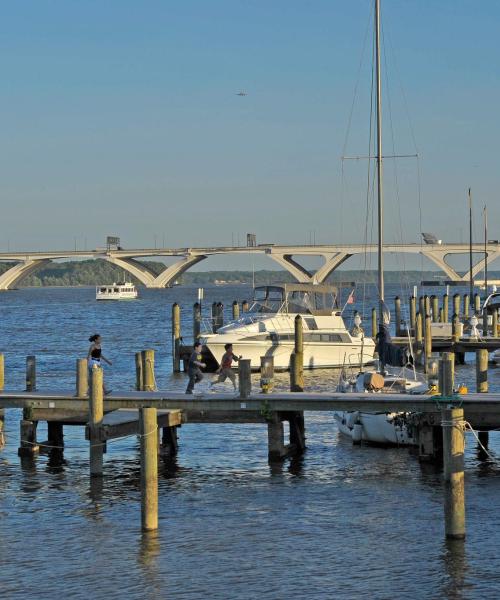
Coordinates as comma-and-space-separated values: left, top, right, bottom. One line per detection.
0, 259, 52, 290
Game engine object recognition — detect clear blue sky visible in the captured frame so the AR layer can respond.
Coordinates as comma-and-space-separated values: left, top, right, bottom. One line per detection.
1, 0, 499, 271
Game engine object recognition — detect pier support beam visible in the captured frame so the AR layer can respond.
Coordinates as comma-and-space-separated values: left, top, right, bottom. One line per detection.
172, 303, 181, 372
89, 366, 104, 477
140, 407, 158, 531
442, 407, 466, 540
267, 415, 286, 461
18, 419, 39, 457
159, 425, 178, 458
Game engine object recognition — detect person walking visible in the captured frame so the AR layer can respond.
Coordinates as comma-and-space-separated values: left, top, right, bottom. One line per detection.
87, 333, 113, 395
186, 341, 206, 394
210, 343, 241, 392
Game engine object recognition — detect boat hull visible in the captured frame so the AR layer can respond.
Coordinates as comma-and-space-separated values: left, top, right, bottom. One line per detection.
334, 411, 416, 446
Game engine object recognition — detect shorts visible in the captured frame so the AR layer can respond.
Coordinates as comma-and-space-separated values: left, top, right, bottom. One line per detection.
216, 368, 236, 384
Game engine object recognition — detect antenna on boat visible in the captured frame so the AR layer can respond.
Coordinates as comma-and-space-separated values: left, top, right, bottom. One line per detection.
375, 0, 384, 329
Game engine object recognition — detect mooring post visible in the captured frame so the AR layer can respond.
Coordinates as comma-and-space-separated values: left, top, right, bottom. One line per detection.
76, 358, 88, 397
290, 315, 304, 392
463, 294, 469, 318
476, 348, 488, 393
419, 296, 425, 319
483, 309, 489, 338
443, 293, 449, 322
242, 300, 249, 313
493, 310, 498, 338
47, 422, 64, 450
18, 419, 39, 457
89, 366, 104, 477
371, 308, 377, 339
260, 356, 274, 393
424, 314, 432, 373
135, 352, 144, 391
232, 300, 240, 321
442, 407, 465, 540
395, 297, 401, 336
140, 407, 158, 531
439, 308, 444, 324
216, 302, 224, 331
474, 293, 481, 315
424, 295, 430, 318
453, 293, 460, 319
238, 359, 252, 398
26, 355, 36, 392
439, 352, 455, 397
141, 349, 156, 391
193, 302, 202, 340
172, 302, 181, 373
0, 354, 4, 446
431, 295, 439, 323
409, 296, 416, 332
267, 414, 286, 461
211, 302, 217, 333
415, 312, 423, 366
452, 313, 460, 344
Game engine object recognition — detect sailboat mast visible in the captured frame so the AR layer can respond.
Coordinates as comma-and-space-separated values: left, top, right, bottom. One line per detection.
484, 205, 488, 296
375, 0, 384, 326
469, 188, 473, 301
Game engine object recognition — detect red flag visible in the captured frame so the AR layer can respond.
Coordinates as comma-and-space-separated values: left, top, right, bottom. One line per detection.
346, 290, 355, 304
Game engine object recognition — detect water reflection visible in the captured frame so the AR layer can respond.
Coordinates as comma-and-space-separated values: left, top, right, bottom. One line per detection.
441, 538, 469, 599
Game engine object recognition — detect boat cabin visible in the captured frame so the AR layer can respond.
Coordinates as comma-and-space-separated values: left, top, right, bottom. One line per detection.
251, 284, 340, 316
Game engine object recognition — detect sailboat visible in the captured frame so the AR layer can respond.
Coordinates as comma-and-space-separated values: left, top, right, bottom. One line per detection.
335, 0, 429, 446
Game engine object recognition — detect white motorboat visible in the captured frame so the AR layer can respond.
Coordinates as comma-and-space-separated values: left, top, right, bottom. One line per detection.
96, 282, 138, 300
201, 283, 375, 370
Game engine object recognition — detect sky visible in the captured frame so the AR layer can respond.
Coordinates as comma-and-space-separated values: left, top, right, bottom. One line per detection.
1, 0, 499, 271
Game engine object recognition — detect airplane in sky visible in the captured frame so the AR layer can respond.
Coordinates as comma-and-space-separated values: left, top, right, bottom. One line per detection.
236, 90, 248, 96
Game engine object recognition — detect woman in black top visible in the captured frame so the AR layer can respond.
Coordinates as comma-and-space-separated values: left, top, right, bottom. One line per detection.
88, 334, 112, 394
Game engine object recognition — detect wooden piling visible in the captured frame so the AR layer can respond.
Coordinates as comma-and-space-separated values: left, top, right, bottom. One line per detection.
242, 300, 249, 312
416, 312, 423, 365
395, 297, 401, 336
452, 313, 460, 343
135, 352, 143, 391
141, 349, 155, 392
463, 294, 469, 318
442, 407, 465, 539
238, 359, 251, 398
76, 358, 88, 397
267, 415, 286, 461
431, 295, 439, 322
89, 366, 104, 477
211, 302, 217, 333
371, 308, 377, 339
483, 309, 489, 337
290, 315, 304, 392
18, 420, 39, 457
172, 303, 181, 373
474, 293, 481, 314
260, 356, 274, 393
26, 355, 36, 392
216, 302, 224, 331
424, 295, 430, 317
419, 296, 425, 319
439, 308, 444, 324
443, 294, 449, 322
476, 349, 488, 393
140, 407, 158, 531
493, 310, 498, 338
410, 296, 416, 332
424, 314, 432, 372
193, 302, 202, 340
232, 300, 240, 321
453, 293, 460, 319
439, 352, 454, 396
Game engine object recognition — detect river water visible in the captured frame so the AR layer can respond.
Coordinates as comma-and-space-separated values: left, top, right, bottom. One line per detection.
1, 284, 500, 599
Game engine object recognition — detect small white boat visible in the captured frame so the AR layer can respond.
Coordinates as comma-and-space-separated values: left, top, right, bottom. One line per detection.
201, 283, 375, 370
96, 282, 138, 301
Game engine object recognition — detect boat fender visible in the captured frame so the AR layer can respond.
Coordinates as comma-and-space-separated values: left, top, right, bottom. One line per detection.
346, 411, 360, 429
363, 372, 384, 391
352, 423, 363, 445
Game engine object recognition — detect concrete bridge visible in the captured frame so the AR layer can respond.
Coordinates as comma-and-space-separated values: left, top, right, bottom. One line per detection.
0, 242, 498, 289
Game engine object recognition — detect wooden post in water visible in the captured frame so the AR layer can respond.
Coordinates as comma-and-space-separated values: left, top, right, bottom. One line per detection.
424, 314, 433, 372
0, 354, 4, 446
493, 310, 498, 338
453, 293, 460, 319
172, 303, 181, 373
242, 300, 249, 313
474, 293, 481, 315
193, 302, 202, 340
260, 356, 274, 393
424, 295, 430, 318
290, 315, 304, 392
431, 295, 439, 322
452, 313, 460, 344
232, 300, 240, 321
439, 308, 444, 324
443, 294, 449, 322
415, 312, 423, 366
463, 294, 469, 318
419, 296, 425, 319
26, 355, 36, 392
371, 308, 377, 339
267, 414, 286, 461
442, 407, 465, 540
216, 302, 224, 331
135, 352, 144, 391
89, 366, 104, 477
141, 349, 156, 391
76, 358, 88, 397
483, 309, 489, 338
238, 359, 251, 399
395, 297, 401, 336
140, 407, 158, 531
439, 352, 454, 396
409, 296, 416, 332
476, 349, 488, 393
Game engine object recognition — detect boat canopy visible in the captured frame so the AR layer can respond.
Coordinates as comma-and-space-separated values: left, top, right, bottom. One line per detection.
483, 292, 500, 313
251, 284, 339, 316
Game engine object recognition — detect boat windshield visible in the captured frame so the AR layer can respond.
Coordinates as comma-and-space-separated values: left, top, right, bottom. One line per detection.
250, 285, 338, 315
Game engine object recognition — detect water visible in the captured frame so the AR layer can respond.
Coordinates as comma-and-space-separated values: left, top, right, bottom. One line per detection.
1, 284, 500, 599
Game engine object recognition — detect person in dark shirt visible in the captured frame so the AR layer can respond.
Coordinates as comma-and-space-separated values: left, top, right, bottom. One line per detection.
87, 333, 113, 394
186, 341, 206, 394
210, 343, 241, 391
